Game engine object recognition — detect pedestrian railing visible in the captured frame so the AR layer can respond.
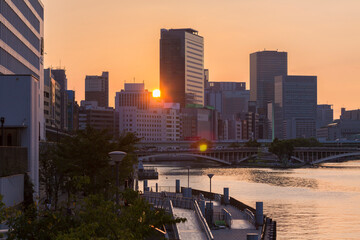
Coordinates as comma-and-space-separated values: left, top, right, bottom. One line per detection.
193, 200, 214, 240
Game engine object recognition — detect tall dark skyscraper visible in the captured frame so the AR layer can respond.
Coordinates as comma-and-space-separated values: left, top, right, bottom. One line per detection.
250, 50, 288, 114
52, 69, 68, 131
160, 28, 204, 107
274, 75, 317, 139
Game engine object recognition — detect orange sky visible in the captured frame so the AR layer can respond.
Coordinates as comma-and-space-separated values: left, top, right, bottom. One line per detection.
42, 0, 360, 118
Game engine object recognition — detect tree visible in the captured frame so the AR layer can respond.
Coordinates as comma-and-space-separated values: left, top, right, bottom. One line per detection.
269, 138, 294, 166
0, 195, 5, 238
245, 139, 261, 148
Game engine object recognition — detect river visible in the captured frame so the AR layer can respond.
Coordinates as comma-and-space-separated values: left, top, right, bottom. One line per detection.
143, 160, 360, 240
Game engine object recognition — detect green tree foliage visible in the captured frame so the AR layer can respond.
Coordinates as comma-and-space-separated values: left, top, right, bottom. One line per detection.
0, 195, 5, 237
245, 139, 261, 148
6, 191, 185, 240
269, 138, 322, 166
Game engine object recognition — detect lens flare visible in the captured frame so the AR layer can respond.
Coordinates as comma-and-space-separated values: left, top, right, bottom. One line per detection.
152, 89, 161, 98
199, 144, 208, 152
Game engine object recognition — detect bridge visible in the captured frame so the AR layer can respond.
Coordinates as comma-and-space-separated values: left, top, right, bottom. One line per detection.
135, 147, 360, 165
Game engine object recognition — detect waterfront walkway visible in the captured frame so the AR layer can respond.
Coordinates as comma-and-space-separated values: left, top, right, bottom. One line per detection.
212, 204, 260, 240
172, 207, 207, 240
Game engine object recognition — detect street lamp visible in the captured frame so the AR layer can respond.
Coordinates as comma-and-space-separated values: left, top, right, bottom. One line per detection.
187, 166, 190, 188
207, 174, 214, 202
109, 151, 127, 205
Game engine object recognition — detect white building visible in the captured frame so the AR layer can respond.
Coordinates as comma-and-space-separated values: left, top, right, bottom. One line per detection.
119, 103, 181, 142
0, 0, 44, 202
0, 75, 39, 204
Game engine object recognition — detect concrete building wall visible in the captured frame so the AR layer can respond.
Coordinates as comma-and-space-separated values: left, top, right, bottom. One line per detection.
0, 0, 45, 140
85, 71, 109, 107
0, 174, 24, 207
0, 75, 39, 195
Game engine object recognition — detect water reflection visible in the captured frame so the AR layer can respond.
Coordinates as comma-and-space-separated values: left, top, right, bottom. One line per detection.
148, 160, 360, 239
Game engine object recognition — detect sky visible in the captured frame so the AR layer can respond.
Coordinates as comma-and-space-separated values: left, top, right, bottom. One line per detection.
42, 0, 360, 118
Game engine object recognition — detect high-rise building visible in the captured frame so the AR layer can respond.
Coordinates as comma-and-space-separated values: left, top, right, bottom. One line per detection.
250, 50, 288, 114
274, 75, 317, 139
118, 103, 181, 142
0, 0, 44, 199
85, 71, 109, 107
317, 104, 333, 129
115, 83, 151, 111
66, 90, 79, 133
160, 28, 204, 107
44, 69, 61, 129
79, 101, 116, 137
51, 69, 68, 131
205, 82, 249, 120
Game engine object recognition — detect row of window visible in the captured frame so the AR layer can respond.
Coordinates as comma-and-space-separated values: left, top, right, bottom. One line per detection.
0, 1, 40, 50
11, 0, 40, 33
0, 48, 39, 78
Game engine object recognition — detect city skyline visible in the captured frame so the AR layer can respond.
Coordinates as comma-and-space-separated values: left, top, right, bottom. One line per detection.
42, 0, 360, 118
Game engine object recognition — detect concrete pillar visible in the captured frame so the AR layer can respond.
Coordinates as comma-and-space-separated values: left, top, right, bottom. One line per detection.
223, 187, 230, 205
199, 200, 205, 216
176, 179, 180, 193
205, 202, 213, 226
143, 180, 148, 192
183, 187, 192, 198
256, 202, 264, 226
247, 233, 259, 240
156, 183, 158, 193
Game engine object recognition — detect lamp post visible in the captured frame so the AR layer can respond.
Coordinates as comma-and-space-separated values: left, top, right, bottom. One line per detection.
0, 117, 4, 146
109, 151, 127, 205
187, 166, 190, 188
207, 174, 214, 202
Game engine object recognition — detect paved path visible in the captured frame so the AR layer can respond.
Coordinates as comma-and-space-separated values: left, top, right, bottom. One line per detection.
172, 207, 207, 240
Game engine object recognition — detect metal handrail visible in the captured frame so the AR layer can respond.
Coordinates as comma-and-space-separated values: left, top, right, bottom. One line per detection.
193, 200, 214, 240
244, 208, 256, 224
167, 199, 181, 240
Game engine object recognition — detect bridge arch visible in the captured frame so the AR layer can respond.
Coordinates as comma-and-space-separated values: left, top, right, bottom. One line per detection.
138, 153, 231, 165
312, 152, 360, 165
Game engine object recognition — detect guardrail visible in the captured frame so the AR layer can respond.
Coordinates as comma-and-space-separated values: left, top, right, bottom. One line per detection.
167, 199, 180, 240
244, 208, 256, 225
193, 200, 214, 240
0, 229, 8, 240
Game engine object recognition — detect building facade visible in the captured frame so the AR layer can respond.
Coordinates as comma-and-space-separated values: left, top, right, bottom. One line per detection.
85, 71, 109, 107
51, 68, 68, 131
44, 68, 61, 129
118, 103, 181, 142
79, 101, 116, 137
274, 75, 317, 139
0, 75, 40, 197
317, 104, 333, 129
115, 83, 151, 111
66, 90, 79, 133
250, 50, 288, 114
160, 28, 204, 107
205, 82, 249, 120
0, 0, 45, 138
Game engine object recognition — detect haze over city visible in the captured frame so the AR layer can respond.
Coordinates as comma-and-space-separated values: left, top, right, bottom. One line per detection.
42, 0, 360, 118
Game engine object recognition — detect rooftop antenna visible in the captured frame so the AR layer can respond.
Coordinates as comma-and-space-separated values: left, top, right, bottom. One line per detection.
133, 77, 135, 83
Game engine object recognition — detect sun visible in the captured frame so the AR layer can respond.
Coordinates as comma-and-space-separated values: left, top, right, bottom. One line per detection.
152, 89, 161, 98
